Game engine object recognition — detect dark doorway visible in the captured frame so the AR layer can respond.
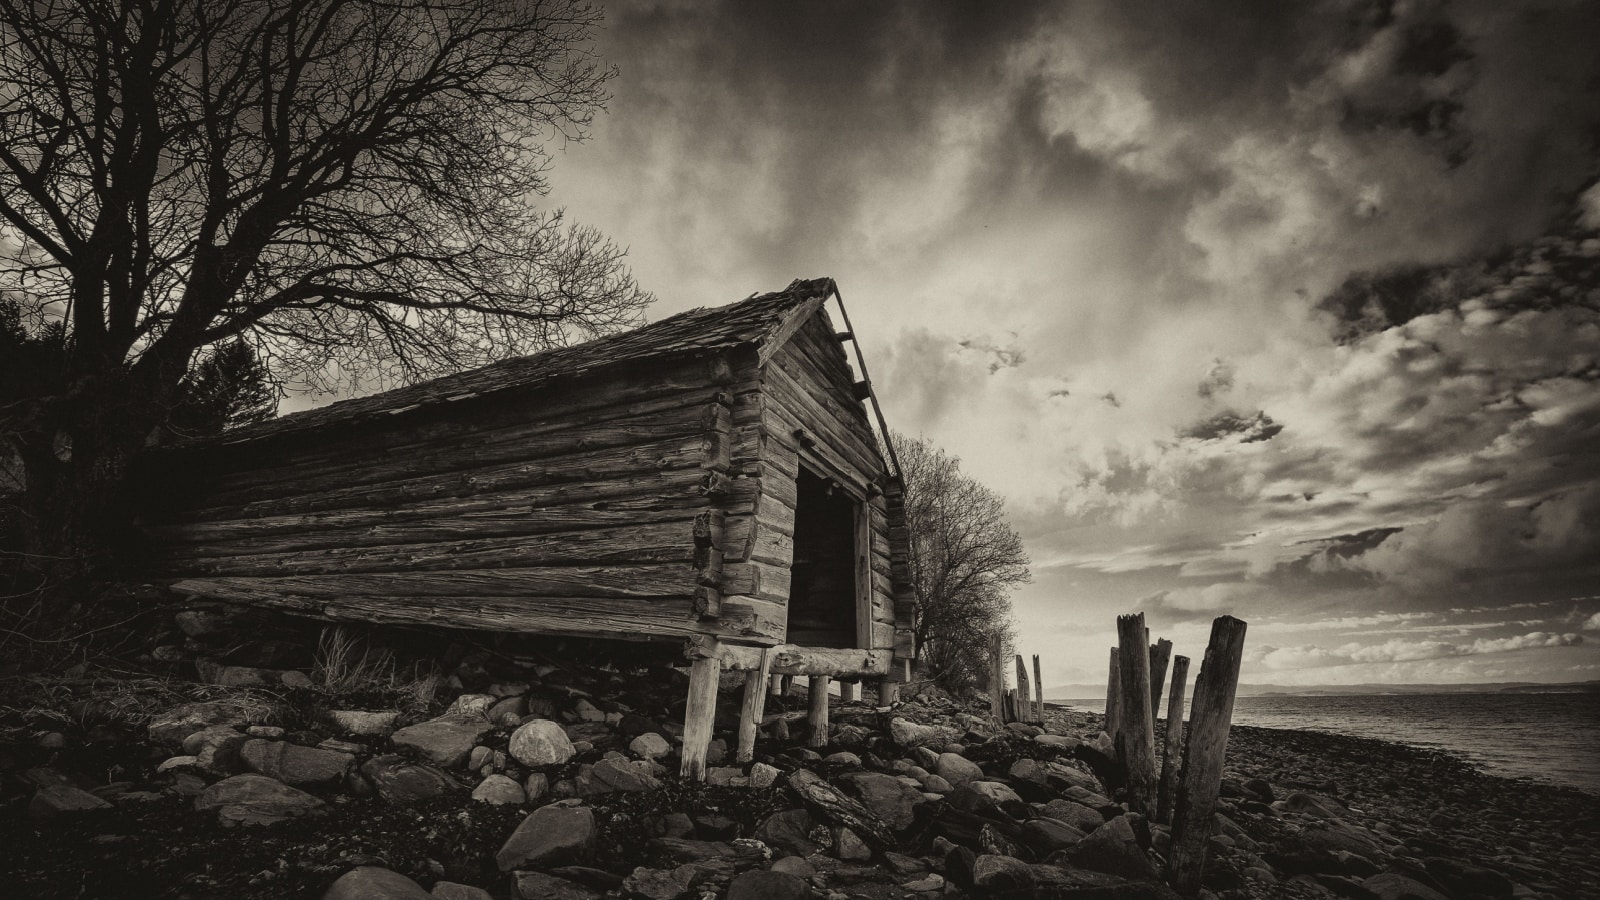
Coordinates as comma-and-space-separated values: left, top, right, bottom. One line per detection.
787, 466, 859, 648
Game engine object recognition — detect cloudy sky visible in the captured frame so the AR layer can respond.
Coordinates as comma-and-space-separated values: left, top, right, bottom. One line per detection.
537, 0, 1600, 688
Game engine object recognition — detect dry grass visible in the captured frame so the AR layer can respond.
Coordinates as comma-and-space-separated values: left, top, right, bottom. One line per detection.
0, 664, 284, 743
311, 626, 441, 717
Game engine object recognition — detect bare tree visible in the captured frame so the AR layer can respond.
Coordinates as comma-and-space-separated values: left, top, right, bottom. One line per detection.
895, 432, 1030, 696
0, 0, 650, 574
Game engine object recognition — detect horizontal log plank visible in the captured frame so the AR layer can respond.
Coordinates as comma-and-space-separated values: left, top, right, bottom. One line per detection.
161, 521, 696, 576
169, 434, 717, 521
171, 564, 697, 600
156, 587, 781, 642
185, 402, 728, 507
719, 644, 894, 677
185, 354, 739, 463
144, 470, 718, 540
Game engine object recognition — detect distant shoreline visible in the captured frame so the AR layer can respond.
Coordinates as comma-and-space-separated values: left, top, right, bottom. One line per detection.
1041, 677, 1600, 700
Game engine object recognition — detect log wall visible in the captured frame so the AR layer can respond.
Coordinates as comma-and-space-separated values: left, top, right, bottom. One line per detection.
136, 300, 911, 666
138, 354, 749, 643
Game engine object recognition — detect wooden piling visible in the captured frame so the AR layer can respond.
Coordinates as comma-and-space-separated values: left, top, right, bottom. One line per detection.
680, 654, 722, 780
878, 678, 900, 705
1156, 654, 1190, 824
807, 675, 832, 748
839, 681, 860, 703
1032, 654, 1045, 725
1149, 638, 1173, 715
769, 673, 784, 697
990, 632, 1007, 722
1116, 614, 1158, 817
1168, 616, 1248, 894
736, 648, 772, 764
1105, 647, 1122, 752
1014, 654, 1032, 724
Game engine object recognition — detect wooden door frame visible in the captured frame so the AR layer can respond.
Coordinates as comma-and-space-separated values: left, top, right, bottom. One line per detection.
796, 449, 872, 650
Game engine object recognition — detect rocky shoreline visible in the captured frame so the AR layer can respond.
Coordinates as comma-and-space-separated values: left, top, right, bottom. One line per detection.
3, 634, 1597, 900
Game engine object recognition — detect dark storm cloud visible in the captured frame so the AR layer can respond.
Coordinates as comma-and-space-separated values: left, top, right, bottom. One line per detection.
548, 0, 1600, 685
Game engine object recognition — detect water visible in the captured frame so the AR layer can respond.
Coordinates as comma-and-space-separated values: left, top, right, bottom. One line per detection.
1059, 692, 1600, 795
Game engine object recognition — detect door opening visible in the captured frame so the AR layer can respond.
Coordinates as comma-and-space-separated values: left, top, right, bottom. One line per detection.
787, 465, 859, 648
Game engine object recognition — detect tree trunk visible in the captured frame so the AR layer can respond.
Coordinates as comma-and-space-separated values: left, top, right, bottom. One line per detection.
11, 374, 173, 583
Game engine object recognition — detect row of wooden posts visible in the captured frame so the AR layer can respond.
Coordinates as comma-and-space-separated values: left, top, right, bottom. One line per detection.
986, 633, 1047, 725
984, 614, 1247, 894
1107, 612, 1248, 895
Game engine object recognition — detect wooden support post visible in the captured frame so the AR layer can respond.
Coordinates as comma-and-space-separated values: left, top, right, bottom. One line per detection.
1013, 655, 1032, 724
1169, 616, 1248, 894
807, 675, 832, 747
839, 681, 860, 703
1156, 654, 1190, 825
989, 632, 1006, 722
1105, 647, 1122, 750
769, 673, 783, 697
1116, 613, 1158, 818
877, 678, 899, 705
1032, 654, 1045, 725
1149, 638, 1173, 716
736, 649, 772, 764
681, 654, 723, 781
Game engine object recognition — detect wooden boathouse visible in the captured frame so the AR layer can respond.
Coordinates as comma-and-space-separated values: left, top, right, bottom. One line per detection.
134, 277, 915, 776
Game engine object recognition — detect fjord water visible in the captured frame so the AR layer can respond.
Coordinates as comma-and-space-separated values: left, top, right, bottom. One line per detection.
1064, 692, 1600, 795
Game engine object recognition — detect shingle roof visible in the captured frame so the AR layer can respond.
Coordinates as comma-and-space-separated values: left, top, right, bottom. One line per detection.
207, 277, 836, 446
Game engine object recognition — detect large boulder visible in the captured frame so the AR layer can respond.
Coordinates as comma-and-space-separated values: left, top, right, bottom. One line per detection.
1067, 816, 1159, 880
508, 719, 576, 767
1042, 799, 1107, 831
322, 710, 400, 736
837, 771, 926, 831
240, 740, 352, 787
934, 752, 984, 789
390, 718, 493, 768
28, 784, 112, 819
496, 800, 595, 871
183, 725, 252, 775
1363, 873, 1450, 900
755, 808, 820, 857
888, 717, 960, 748
470, 774, 526, 806
360, 755, 458, 805
322, 866, 432, 900
149, 701, 252, 748
512, 871, 603, 900
725, 870, 809, 900
194, 773, 325, 826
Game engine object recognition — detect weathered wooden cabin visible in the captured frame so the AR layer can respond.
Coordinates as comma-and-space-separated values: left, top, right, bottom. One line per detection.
135, 277, 914, 776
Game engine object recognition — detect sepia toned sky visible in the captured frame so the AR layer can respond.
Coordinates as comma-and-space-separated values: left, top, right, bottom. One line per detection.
540, 0, 1600, 687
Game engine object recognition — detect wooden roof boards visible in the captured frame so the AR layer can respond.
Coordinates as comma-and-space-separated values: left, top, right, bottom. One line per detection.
202, 277, 837, 448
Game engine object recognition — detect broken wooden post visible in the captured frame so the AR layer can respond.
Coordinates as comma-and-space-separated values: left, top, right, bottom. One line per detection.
1149, 638, 1172, 715
1013, 654, 1032, 724
989, 632, 1006, 722
681, 653, 723, 780
736, 648, 772, 764
1156, 654, 1190, 824
1032, 654, 1045, 725
1116, 614, 1158, 817
839, 681, 860, 703
807, 675, 832, 747
1168, 616, 1248, 894
1105, 646, 1122, 753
